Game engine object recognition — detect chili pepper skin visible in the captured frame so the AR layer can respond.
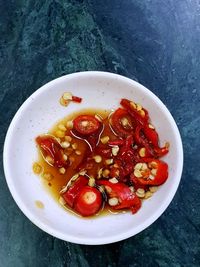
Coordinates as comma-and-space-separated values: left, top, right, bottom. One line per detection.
36, 135, 69, 168
98, 180, 141, 213
74, 186, 103, 216
61, 176, 88, 207
131, 159, 168, 186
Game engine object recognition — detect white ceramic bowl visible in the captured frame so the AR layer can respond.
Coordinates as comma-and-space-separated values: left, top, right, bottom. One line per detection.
3, 71, 183, 245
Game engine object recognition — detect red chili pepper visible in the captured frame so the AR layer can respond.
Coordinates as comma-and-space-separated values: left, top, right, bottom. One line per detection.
143, 126, 159, 147
131, 159, 168, 186
110, 108, 135, 138
36, 135, 69, 168
120, 99, 149, 125
74, 186, 102, 216
98, 180, 141, 214
61, 175, 88, 208
73, 115, 101, 135
72, 95, 82, 103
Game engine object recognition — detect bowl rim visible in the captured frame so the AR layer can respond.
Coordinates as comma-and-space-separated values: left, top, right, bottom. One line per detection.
3, 71, 183, 245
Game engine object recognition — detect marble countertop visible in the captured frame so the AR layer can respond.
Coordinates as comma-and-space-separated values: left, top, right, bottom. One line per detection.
0, 0, 200, 266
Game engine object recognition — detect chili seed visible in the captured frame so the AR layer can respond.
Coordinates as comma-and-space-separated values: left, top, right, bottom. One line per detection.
93, 155, 102, 163
149, 174, 155, 180
42, 172, 54, 181
121, 117, 129, 126
79, 170, 87, 176
139, 110, 145, 117
129, 186, 135, 193
136, 103, 142, 111
63, 154, 68, 161
97, 168, 103, 179
112, 146, 119, 156
149, 161, 158, 168
136, 188, 145, 198
134, 163, 143, 170
59, 167, 66, 174
55, 130, 65, 138
130, 101, 137, 109
108, 197, 119, 206
151, 168, 157, 176
144, 191, 153, 199
60, 97, 69, 107
63, 92, 72, 100
105, 158, 113, 165
75, 150, 81, 155
134, 169, 142, 178
105, 185, 112, 193
103, 169, 110, 178
65, 135, 72, 142
66, 121, 74, 129
100, 136, 110, 144
149, 123, 155, 129
81, 120, 89, 127
139, 147, 146, 157
72, 143, 78, 150
88, 177, 95, 187
109, 178, 118, 184
61, 141, 71, 148
149, 186, 158, 193
33, 162, 42, 174
58, 124, 67, 131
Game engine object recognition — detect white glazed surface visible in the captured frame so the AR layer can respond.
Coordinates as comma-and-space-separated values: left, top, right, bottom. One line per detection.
3, 71, 183, 245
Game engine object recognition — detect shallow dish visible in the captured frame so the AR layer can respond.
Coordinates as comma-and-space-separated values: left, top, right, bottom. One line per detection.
3, 71, 183, 245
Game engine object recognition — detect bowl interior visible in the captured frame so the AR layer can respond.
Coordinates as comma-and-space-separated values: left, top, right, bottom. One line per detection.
3, 72, 183, 244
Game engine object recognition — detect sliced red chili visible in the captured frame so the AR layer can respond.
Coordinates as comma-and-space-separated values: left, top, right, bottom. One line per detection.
36, 135, 69, 168
110, 108, 135, 138
74, 186, 102, 216
98, 180, 141, 214
120, 99, 149, 125
73, 115, 101, 135
131, 159, 168, 186
108, 139, 124, 146
61, 175, 88, 208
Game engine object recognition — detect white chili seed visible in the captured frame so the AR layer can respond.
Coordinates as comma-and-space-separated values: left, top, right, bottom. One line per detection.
75, 150, 81, 155
63, 154, 68, 161
105, 158, 113, 165
134, 169, 142, 178
149, 174, 155, 180
88, 177, 95, 187
93, 155, 102, 163
61, 141, 71, 148
149, 186, 158, 193
72, 143, 78, 150
59, 167, 66, 174
81, 120, 89, 127
121, 117, 129, 126
139, 147, 146, 157
79, 170, 87, 176
130, 101, 137, 109
108, 197, 119, 206
149, 123, 155, 129
65, 135, 72, 142
136, 103, 142, 111
42, 172, 54, 181
112, 146, 119, 156
109, 177, 118, 184
100, 136, 110, 144
63, 92, 72, 100
60, 97, 69, 107
144, 191, 153, 199
134, 163, 143, 170
151, 168, 157, 176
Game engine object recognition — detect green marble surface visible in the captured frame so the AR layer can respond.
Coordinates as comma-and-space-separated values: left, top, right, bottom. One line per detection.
0, 0, 200, 266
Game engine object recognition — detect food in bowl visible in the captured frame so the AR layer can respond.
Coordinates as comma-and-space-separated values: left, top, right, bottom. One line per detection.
34, 94, 169, 217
